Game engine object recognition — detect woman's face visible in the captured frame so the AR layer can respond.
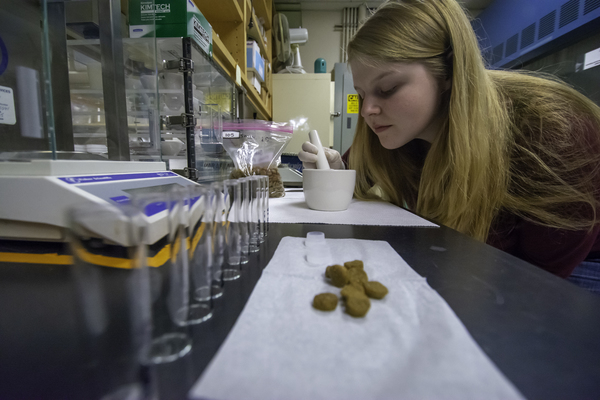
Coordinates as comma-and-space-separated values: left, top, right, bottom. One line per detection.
350, 59, 447, 149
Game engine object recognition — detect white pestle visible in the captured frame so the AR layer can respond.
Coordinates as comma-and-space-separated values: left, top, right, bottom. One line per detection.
308, 130, 330, 170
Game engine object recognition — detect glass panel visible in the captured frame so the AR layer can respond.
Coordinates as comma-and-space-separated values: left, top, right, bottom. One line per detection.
0, 0, 161, 162
154, 37, 236, 182
67, 38, 110, 158
0, 0, 238, 179
190, 40, 236, 183
123, 37, 162, 161
65, 0, 160, 162
155, 37, 188, 171
0, 0, 55, 158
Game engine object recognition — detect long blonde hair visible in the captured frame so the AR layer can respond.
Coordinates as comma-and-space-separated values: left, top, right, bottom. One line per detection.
347, 0, 600, 241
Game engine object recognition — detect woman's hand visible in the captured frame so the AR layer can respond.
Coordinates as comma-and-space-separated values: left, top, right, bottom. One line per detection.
298, 142, 345, 170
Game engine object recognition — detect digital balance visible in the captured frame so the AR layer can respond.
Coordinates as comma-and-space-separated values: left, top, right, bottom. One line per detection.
0, 159, 199, 243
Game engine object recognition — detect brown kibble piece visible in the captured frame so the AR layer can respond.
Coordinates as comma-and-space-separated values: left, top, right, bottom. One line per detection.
313, 293, 338, 311
344, 260, 364, 270
315, 260, 387, 317
345, 296, 371, 317
347, 267, 368, 284
340, 283, 367, 300
327, 264, 348, 287
363, 281, 389, 299
230, 167, 285, 198
325, 265, 333, 278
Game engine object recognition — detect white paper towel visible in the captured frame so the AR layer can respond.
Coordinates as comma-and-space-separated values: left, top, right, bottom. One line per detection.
269, 191, 438, 227
189, 237, 523, 400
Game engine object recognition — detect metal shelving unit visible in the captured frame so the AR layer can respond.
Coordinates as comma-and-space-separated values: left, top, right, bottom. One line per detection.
66, 34, 237, 182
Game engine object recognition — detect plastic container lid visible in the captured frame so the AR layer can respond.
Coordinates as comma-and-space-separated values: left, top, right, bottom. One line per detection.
305, 231, 328, 266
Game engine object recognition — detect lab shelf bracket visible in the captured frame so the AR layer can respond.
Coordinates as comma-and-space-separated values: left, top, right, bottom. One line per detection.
163, 57, 195, 74
160, 113, 196, 129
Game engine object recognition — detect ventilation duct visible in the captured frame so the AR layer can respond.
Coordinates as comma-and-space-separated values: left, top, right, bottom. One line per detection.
474, 0, 600, 68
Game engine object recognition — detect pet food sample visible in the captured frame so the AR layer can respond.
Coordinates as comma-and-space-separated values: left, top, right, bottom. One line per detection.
363, 281, 389, 299
229, 167, 285, 198
313, 293, 338, 311
340, 283, 366, 300
326, 264, 348, 287
347, 267, 368, 284
344, 295, 371, 317
222, 119, 292, 198
313, 260, 387, 318
344, 260, 364, 270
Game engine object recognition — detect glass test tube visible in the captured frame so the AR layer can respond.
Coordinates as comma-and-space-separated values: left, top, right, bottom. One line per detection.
222, 179, 242, 280
248, 176, 260, 253
238, 177, 250, 264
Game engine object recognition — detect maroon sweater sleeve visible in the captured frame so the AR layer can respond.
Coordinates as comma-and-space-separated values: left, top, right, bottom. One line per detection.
487, 117, 600, 278
488, 218, 600, 278
515, 222, 600, 278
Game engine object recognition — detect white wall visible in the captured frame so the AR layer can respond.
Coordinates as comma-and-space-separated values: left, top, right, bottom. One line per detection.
297, 10, 342, 74
273, 74, 333, 153
271, 9, 343, 153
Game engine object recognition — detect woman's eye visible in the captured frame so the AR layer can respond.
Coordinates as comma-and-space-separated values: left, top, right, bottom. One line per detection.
379, 86, 397, 97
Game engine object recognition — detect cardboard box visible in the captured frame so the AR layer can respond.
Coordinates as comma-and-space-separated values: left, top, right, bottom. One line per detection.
247, 71, 262, 94
129, 0, 212, 57
246, 40, 264, 82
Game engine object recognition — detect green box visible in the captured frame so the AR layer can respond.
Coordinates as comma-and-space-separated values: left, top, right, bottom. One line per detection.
129, 0, 213, 57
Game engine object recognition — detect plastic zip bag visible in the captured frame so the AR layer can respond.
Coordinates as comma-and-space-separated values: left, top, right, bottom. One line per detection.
222, 120, 294, 197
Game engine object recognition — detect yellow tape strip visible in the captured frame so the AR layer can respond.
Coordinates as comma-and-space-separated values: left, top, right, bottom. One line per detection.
1, 242, 175, 269
0, 224, 207, 268
147, 245, 171, 268
74, 247, 133, 269
0, 252, 73, 265
190, 222, 206, 255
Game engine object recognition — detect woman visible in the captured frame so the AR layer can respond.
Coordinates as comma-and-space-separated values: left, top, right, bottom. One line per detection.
298, 0, 600, 293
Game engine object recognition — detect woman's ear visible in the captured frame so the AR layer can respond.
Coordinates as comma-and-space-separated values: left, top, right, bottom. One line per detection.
444, 77, 452, 91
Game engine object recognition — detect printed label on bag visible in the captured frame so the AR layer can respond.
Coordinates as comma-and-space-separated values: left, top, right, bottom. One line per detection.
223, 130, 241, 139
0, 85, 16, 125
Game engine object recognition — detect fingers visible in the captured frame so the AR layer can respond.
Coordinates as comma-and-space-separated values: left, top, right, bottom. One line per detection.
298, 148, 319, 170
323, 148, 341, 161
298, 150, 319, 164
323, 148, 345, 170
301, 141, 319, 154
300, 141, 344, 169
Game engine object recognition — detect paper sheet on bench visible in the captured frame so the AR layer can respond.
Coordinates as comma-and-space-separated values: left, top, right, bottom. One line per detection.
189, 237, 523, 400
268, 190, 438, 227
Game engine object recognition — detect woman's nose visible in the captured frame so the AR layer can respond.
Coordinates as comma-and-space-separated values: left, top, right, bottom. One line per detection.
361, 96, 380, 117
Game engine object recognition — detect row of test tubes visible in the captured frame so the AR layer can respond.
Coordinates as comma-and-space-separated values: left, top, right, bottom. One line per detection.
67, 175, 269, 400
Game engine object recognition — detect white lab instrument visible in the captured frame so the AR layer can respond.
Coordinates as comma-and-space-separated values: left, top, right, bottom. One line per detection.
0, 160, 199, 243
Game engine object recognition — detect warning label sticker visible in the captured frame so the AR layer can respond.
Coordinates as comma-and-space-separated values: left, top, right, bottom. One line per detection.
347, 94, 359, 114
